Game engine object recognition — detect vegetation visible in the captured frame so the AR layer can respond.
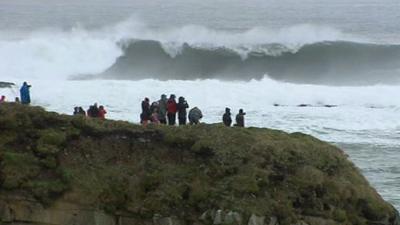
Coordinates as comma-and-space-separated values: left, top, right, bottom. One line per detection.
0, 103, 398, 225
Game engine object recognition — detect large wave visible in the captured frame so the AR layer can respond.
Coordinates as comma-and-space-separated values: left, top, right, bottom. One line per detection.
1, 18, 400, 85
100, 40, 400, 85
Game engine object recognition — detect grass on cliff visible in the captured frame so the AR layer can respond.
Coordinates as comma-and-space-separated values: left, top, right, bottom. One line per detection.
0, 103, 397, 225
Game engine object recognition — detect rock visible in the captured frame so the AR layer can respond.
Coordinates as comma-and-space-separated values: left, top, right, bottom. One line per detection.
0, 200, 13, 222
0, 104, 399, 225
199, 211, 209, 221
0, 81, 15, 88
303, 216, 339, 225
224, 211, 242, 225
1, 199, 115, 225
395, 210, 400, 225
153, 216, 181, 225
248, 214, 265, 225
291, 221, 309, 225
268, 217, 278, 225
119, 216, 152, 225
213, 210, 223, 225
297, 104, 312, 107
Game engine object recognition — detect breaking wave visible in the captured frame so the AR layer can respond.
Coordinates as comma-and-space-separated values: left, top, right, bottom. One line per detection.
101, 40, 400, 85
1, 17, 400, 85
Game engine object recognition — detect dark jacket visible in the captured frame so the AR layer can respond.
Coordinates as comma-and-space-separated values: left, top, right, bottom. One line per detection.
223, 112, 232, 126
87, 105, 99, 118
177, 99, 189, 119
141, 100, 151, 120
235, 113, 245, 127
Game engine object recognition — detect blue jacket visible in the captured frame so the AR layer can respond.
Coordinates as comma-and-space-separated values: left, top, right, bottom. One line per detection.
20, 84, 31, 104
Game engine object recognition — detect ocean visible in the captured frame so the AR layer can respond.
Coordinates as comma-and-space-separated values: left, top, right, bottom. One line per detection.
0, 0, 399, 209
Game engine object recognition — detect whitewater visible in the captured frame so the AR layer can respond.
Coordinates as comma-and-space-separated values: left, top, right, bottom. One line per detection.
1, 0, 400, 210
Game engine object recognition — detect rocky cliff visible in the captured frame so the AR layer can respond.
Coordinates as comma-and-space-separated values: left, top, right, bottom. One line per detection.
0, 103, 398, 225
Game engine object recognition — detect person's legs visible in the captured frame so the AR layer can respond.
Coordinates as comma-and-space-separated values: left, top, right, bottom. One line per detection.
160, 118, 167, 124
168, 113, 175, 125
172, 113, 176, 125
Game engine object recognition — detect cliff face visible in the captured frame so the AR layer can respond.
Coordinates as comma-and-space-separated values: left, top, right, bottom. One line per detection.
0, 103, 398, 225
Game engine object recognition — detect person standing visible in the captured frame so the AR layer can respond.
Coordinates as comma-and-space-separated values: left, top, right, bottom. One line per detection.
0, 95, 5, 103
20, 82, 31, 105
158, 94, 168, 124
177, 96, 189, 125
222, 108, 232, 127
87, 103, 99, 118
98, 105, 107, 119
235, 109, 246, 127
73, 107, 80, 115
78, 107, 86, 116
167, 95, 177, 125
141, 98, 151, 126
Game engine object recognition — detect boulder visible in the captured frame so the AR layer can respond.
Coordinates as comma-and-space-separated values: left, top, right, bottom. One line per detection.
248, 214, 265, 225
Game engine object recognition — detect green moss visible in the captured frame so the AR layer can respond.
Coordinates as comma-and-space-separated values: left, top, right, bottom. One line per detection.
333, 209, 347, 222
40, 156, 57, 169
0, 103, 397, 225
1, 151, 41, 189
26, 179, 69, 205
38, 129, 66, 146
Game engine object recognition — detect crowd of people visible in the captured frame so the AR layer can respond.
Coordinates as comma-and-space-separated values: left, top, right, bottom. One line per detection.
140, 94, 204, 126
140, 94, 246, 127
1, 82, 247, 127
73, 103, 107, 119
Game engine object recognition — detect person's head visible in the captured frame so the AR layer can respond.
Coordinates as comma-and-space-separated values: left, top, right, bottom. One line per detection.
178, 96, 184, 102
99, 105, 104, 110
161, 94, 167, 100
225, 107, 231, 113
15, 97, 20, 102
23, 82, 27, 86
1, 95, 5, 100
170, 94, 176, 100
94, 103, 98, 107
74, 107, 79, 111
79, 107, 84, 111
239, 109, 246, 115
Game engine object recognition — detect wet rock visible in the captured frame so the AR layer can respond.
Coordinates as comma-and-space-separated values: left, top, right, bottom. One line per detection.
297, 104, 312, 107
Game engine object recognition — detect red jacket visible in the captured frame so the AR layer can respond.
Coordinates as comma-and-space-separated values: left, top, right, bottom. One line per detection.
167, 99, 177, 113
98, 109, 107, 119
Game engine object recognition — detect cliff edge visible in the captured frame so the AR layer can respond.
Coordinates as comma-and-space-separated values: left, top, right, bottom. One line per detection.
0, 103, 398, 225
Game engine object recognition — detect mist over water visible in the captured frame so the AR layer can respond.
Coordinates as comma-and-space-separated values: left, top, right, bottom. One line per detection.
1, 0, 400, 209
